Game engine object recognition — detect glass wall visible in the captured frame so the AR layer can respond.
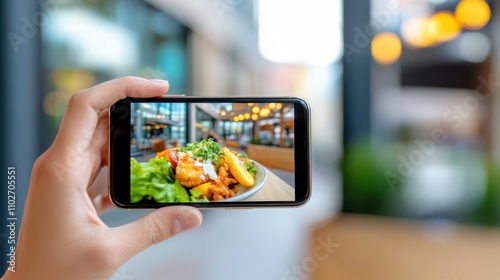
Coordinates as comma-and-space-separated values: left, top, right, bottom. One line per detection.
131, 102, 186, 157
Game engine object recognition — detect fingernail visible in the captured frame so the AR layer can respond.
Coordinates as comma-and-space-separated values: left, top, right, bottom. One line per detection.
173, 208, 202, 234
149, 79, 169, 85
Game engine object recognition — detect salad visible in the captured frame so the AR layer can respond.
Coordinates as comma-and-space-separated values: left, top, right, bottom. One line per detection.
131, 139, 258, 203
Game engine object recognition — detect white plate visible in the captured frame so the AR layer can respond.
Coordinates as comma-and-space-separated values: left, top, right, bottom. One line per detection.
222, 161, 267, 202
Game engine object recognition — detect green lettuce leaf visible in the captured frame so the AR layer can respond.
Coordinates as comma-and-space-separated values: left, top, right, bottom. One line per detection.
189, 188, 210, 202
162, 180, 190, 202
130, 157, 190, 203
130, 158, 209, 203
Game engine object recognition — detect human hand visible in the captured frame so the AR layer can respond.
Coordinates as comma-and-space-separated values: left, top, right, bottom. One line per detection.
2, 77, 203, 280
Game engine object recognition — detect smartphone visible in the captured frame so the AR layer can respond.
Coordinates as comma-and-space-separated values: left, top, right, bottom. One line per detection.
109, 96, 311, 208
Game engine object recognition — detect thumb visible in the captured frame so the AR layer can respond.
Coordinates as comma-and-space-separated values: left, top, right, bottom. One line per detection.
113, 206, 202, 260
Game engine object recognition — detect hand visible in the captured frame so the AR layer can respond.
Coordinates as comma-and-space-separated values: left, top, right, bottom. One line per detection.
2, 77, 203, 280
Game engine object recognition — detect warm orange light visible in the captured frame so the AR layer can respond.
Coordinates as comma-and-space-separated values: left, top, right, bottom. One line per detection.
269, 103, 276, 109
428, 12, 460, 43
252, 106, 260, 114
258, 108, 271, 117
371, 32, 402, 65
401, 17, 436, 48
221, 110, 226, 116
244, 113, 250, 119
251, 114, 258, 121
455, 0, 490, 30
233, 116, 239, 122
276, 103, 282, 110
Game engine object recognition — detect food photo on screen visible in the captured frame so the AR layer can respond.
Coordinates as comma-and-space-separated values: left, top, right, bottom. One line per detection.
129, 102, 296, 203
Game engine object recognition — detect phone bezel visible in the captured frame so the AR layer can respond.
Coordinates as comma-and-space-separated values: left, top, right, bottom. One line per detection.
109, 96, 311, 208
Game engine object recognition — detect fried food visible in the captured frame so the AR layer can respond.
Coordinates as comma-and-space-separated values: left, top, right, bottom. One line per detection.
175, 153, 207, 187
155, 139, 258, 201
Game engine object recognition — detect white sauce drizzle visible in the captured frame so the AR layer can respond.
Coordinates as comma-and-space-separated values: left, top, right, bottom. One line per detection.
194, 160, 218, 180
203, 161, 218, 180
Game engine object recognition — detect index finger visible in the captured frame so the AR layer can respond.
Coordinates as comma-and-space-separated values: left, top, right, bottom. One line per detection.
53, 77, 169, 150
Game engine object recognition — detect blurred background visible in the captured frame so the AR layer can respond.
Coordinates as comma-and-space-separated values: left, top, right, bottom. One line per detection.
1, 0, 500, 279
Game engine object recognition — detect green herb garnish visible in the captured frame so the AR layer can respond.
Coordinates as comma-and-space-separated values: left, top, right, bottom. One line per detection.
178, 138, 224, 162
245, 161, 257, 175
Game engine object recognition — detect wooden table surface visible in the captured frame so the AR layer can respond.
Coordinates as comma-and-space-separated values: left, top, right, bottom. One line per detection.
311, 214, 500, 280
245, 167, 295, 201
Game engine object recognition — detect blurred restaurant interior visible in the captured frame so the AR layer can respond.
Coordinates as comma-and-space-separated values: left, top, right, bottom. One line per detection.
130, 102, 295, 152
131, 101, 297, 190
2, 0, 500, 279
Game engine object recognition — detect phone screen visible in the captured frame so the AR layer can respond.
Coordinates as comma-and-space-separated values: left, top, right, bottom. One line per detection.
110, 97, 310, 208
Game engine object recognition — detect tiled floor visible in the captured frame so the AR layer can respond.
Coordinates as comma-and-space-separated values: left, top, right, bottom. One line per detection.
101, 162, 340, 280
